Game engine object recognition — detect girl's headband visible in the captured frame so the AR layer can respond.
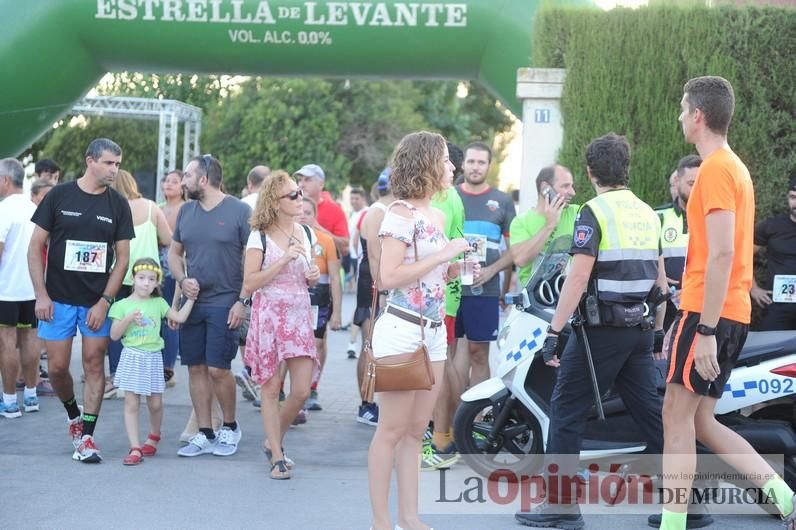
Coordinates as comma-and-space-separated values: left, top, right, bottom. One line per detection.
133, 263, 162, 281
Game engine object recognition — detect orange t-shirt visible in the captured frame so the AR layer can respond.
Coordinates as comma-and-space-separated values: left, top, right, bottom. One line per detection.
312, 228, 338, 280
679, 148, 755, 324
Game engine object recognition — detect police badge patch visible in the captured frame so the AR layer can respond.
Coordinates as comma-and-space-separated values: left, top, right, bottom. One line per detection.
574, 225, 593, 247
663, 227, 678, 242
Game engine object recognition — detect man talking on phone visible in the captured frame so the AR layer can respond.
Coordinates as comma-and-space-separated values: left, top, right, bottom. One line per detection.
510, 165, 578, 288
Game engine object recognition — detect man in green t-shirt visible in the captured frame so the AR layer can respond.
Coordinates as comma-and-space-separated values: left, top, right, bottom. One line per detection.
510, 165, 578, 288
425, 142, 467, 470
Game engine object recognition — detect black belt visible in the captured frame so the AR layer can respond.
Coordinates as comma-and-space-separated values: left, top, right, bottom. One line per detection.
386, 306, 442, 328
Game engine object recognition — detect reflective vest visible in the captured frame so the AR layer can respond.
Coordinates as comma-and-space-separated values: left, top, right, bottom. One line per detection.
655, 205, 688, 284
584, 189, 661, 304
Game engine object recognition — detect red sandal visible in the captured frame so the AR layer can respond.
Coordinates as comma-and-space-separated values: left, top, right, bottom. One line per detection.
123, 447, 143, 466
141, 433, 160, 457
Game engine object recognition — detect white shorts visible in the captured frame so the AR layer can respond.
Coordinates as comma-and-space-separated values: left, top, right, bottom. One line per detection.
371, 308, 447, 363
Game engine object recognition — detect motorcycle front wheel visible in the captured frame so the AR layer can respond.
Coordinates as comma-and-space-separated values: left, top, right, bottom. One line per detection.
453, 396, 544, 478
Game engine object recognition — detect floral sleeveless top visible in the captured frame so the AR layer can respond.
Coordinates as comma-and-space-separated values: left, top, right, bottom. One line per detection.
378, 200, 448, 321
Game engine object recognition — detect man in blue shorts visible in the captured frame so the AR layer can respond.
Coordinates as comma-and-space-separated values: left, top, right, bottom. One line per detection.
455, 141, 516, 387
169, 154, 251, 458
28, 138, 134, 463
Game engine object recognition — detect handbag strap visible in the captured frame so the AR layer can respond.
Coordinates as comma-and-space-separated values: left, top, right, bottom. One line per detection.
367, 201, 425, 344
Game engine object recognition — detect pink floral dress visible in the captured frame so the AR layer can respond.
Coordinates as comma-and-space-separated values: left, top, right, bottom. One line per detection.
244, 232, 319, 386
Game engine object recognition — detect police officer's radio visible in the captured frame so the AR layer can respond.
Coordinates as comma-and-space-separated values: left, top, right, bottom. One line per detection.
584, 294, 602, 326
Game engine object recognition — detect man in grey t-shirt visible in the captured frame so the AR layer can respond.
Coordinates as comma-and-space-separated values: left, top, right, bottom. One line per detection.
455, 141, 516, 388
168, 154, 251, 458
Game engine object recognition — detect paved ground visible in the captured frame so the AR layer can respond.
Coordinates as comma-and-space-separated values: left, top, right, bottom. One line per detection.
1, 293, 783, 529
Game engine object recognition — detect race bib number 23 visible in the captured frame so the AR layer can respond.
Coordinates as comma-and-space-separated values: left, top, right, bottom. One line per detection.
64, 240, 108, 273
773, 275, 796, 303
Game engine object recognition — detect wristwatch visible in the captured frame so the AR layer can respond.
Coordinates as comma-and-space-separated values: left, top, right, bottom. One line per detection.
100, 294, 114, 306
696, 323, 717, 336
238, 296, 251, 307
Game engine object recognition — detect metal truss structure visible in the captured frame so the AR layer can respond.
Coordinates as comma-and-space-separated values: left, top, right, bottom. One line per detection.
71, 96, 202, 202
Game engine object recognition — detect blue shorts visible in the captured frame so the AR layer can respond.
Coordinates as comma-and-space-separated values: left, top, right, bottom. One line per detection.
180, 304, 239, 370
455, 296, 499, 343
38, 301, 111, 341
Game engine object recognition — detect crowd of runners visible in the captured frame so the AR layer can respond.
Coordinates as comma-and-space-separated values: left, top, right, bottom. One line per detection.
1, 75, 795, 530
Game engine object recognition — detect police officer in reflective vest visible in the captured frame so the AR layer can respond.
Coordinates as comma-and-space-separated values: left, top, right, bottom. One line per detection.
655, 155, 700, 330
516, 134, 669, 529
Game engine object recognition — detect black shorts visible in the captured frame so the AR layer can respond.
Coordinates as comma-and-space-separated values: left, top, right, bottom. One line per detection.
313, 305, 331, 339
356, 265, 374, 308
0, 300, 37, 328
665, 310, 748, 398
341, 254, 352, 275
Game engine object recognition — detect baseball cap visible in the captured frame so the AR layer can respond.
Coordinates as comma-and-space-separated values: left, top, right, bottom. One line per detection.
377, 167, 392, 192
294, 164, 325, 181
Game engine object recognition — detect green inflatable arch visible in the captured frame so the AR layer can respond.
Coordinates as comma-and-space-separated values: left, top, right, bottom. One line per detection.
0, 0, 563, 156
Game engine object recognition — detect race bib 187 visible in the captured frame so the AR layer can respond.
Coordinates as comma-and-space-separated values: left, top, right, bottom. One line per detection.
64, 240, 108, 273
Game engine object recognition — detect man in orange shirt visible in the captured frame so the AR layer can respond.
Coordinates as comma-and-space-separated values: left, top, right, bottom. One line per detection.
657, 76, 795, 530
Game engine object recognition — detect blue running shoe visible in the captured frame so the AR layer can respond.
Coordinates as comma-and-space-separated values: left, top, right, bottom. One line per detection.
23, 395, 39, 413
0, 400, 22, 419
357, 402, 379, 426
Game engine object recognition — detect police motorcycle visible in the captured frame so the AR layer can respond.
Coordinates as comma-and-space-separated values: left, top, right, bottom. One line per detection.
453, 236, 796, 486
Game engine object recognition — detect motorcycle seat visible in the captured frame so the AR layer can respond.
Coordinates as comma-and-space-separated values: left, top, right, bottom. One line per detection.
735, 331, 796, 367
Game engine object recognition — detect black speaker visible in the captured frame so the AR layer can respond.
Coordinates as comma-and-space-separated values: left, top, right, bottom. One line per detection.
133, 169, 157, 202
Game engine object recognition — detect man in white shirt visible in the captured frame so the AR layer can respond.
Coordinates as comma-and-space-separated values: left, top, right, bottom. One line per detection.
241, 165, 270, 209
0, 158, 40, 417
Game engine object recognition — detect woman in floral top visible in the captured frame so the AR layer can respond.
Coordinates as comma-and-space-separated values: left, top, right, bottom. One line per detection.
368, 132, 473, 530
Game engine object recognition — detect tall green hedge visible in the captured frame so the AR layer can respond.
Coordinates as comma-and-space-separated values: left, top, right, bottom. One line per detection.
533, 6, 796, 221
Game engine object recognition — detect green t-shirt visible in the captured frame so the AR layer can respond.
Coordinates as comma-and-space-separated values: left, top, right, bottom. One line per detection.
509, 204, 579, 287
108, 296, 171, 352
432, 188, 466, 317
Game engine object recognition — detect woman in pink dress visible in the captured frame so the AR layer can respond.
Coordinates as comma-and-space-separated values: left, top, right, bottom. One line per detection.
243, 170, 321, 480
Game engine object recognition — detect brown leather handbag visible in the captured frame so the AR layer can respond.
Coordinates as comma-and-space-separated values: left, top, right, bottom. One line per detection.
360, 208, 435, 403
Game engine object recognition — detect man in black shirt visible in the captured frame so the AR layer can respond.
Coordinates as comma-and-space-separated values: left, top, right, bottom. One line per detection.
28, 138, 134, 463
751, 176, 796, 330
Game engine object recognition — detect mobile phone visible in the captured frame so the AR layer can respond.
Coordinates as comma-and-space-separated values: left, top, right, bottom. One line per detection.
543, 187, 559, 203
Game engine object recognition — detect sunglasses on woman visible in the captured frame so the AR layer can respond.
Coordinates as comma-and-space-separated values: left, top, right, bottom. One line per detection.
280, 189, 303, 200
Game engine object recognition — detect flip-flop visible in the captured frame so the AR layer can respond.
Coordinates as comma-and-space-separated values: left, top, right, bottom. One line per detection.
269, 459, 290, 480
263, 445, 295, 469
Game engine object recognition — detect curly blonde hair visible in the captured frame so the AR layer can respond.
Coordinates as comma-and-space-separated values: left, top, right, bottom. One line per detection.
250, 170, 293, 231
389, 131, 447, 200
113, 169, 142, 200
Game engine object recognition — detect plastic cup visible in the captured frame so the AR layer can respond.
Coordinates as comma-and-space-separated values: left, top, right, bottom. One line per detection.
459, 257, 475, 286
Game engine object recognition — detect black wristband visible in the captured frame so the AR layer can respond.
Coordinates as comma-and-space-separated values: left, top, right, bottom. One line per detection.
547, 325, 561, 336
100, 294, 114, 306
696, 323, 717, 336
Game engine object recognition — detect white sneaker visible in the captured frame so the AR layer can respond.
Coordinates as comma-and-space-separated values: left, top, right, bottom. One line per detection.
177, 432, 218, 457
213, 425, 242, 456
